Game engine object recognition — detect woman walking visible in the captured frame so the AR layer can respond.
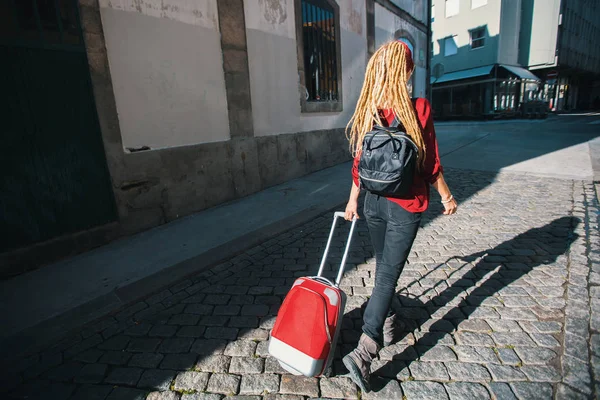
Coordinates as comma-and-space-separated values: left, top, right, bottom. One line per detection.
343, 40, 457, 392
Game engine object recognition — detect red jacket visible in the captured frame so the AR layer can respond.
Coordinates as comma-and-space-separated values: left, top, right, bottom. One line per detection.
352, 98, 443, 213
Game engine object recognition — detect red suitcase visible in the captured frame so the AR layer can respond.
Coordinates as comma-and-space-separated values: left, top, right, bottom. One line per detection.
269, 212, 357, 377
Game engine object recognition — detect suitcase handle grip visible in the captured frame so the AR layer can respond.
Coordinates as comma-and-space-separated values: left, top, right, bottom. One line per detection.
316, 212, 357, 286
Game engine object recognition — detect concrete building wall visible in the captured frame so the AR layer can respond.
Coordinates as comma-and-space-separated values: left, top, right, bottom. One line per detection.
519, 0, 560, 69
390, 0, 428, 24
497, 0, 521, 66
244, 0, 367, 137
431, 0, 501, 73
99, 0, 230, 149
375, 3, 428, 98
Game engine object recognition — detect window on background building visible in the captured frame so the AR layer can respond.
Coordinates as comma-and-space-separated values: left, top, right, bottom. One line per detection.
300, 0, 339, 104
445, 0, 459, 18
444, 36, 458, 56
470, 28, 485, 49
471, 0, 488, 9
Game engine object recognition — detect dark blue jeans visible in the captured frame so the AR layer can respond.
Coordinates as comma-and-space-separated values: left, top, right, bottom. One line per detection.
362, 191, 422, 344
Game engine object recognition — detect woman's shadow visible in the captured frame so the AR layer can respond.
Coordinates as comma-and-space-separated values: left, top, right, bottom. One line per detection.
346, 215, 580, 391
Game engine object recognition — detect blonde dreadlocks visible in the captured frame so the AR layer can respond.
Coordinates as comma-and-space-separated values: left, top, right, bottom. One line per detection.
346, 41, 426, 170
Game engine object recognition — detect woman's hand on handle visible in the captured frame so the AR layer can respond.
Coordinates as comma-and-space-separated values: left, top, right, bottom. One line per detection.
345, 199, 360, 221
345, 181, 361, 221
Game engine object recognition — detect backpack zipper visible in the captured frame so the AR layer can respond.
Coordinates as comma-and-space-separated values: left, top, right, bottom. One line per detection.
358, 173, 399, 184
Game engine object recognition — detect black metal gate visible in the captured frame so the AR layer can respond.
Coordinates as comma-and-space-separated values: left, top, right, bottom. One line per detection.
0, 0, 117, 252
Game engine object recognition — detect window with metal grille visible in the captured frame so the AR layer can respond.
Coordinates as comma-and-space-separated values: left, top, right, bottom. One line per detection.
301, 0, 339, 103
1, 0, 82, 48
470, 28, 485, 49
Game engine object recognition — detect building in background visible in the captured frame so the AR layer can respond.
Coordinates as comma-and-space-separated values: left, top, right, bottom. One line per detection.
430, 0, 600, 119
0, 0, 429, 277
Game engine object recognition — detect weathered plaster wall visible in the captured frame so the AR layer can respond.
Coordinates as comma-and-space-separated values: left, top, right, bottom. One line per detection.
244, 0, 368, 136
99, 0, 230, 149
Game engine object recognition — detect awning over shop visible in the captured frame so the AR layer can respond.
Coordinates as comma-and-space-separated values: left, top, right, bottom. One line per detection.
500, 64, 540, 81
432, 65, 494, 84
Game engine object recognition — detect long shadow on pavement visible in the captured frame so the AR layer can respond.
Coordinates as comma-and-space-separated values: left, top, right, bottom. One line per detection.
362, 216, 580, 392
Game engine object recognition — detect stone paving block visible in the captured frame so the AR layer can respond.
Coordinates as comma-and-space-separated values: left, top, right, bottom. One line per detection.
555, 383, 589, 400
455, 332, 495, 346
488, 382, 517, 400
520, 365, 561, 382
445, 382, 491, 399
227, 316, 259, 329
195, 354, 231, 373
510, 382, 553, 400
241, 305, 270, 317
177, 326, 206, 338
44, 361, 83, 382
491, 332, 536, 347
99, 350, 133, 365
206, 373, 241, 395
158, 338, 194, 353
106, 387, 147, 400
105, 367, 143, 386
173, 371, 210, 392
255, 341, 270, 358
229, 357, 264, 374
409, 361, 450, 381
264, 356, 288, 374
360, 378, 402, 399
184, 304, 215, 315
529, 333, 561, 348
75, 363, 107, 384
562, 355, 592, 395
205, 327, 239, 341
127, 338, 161, 352
237, 328, 269, 341
486, 364, 527, 381
453, 346, 499, 364
224, 341, 258, 357
74, 349, 104, 363
98, 335, 131, 351
279, 375, 319, 397
486, 319, 522, 333
147, 391, 181, 400
214, 305, 242, 316
138, 369, 177, 390
181, 393, 223, 400
169, 314, 201, 326
129, 353, 164, 368
69, 384, 113, 400
319, 376, 358, 399
513, 347, 557, 364
445, 362, 491, 381
496, 348, 521, 365
417, 345, 458, 362
401, 381, 449, 400
239, 374, 280, 395
454, 319, 491, 333
125, 322, 152, 336
160, 353, 197, 370
200, 316, 231, 327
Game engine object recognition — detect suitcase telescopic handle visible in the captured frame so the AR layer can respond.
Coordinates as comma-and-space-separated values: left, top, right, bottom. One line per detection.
316, 211, 357, 287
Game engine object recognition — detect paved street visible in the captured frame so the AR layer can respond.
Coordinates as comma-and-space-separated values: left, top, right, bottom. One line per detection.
1, 116, 599, 399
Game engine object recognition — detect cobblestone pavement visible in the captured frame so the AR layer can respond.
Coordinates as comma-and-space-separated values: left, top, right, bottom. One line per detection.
2, 168, 599, 400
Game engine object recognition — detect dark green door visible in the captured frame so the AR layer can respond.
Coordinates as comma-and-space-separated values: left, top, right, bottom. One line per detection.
0, 0, 117, 252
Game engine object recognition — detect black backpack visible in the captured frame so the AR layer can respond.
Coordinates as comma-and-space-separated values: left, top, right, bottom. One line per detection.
358, 124, 418, 198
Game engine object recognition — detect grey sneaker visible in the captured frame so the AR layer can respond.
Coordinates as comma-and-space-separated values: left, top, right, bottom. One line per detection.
342, 333, 381, 393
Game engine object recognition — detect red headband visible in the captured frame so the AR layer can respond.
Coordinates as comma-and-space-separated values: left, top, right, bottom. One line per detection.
397, 40, 414, 73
